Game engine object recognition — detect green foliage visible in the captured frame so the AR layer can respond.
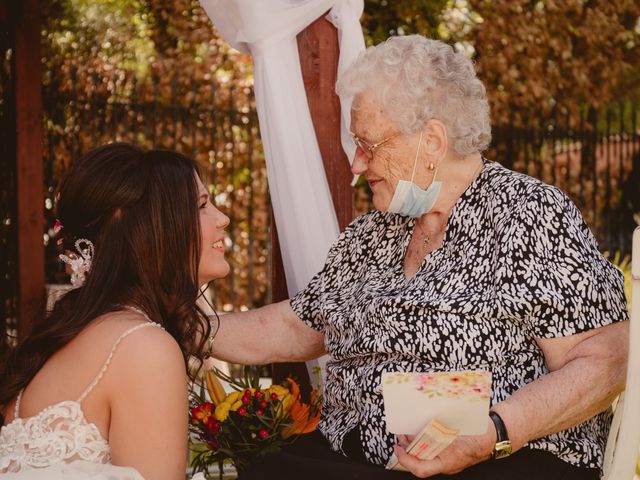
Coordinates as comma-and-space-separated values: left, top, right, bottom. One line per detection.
43, 0, 253, 96
43, 0, 640, 121
360, 0, 640, 125
43, 0, 155, 77
470, 0, 640, 124
362, 0, 449, 45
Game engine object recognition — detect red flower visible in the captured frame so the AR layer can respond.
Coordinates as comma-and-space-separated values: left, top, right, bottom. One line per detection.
206, 419, 221, 436
242, 396, 250, 404
271, 393, 278, 401
238, 407, 247, 416
256, 409, 264, 416
255, 390, 264, 400
191, 402, 214, 425
260, 401, 267, 408
259, 429, 269, 439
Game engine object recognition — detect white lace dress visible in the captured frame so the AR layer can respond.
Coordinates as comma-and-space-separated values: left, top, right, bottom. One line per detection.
0, 322, 159, 479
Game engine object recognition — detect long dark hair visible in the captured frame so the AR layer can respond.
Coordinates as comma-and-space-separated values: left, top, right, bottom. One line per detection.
0, 143, 212, 413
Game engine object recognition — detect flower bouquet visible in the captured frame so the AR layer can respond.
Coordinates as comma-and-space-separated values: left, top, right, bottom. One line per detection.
189, 367, 321, 478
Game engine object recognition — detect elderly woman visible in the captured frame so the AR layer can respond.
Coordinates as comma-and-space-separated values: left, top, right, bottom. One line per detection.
214, 36, 628, 479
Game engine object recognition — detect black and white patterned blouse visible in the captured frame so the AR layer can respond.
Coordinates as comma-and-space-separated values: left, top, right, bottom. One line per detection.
290, 160, 628, 470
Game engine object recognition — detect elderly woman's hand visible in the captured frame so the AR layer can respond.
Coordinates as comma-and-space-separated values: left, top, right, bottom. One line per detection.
393, 418, 496, 477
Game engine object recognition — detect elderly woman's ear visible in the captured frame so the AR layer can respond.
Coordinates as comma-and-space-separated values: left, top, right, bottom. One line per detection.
422, 119, 448, 162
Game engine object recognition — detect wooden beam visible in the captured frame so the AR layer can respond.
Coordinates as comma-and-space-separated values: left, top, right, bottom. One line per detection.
14, 0, 44, 338
0, 1, 9, 23
271, 14, 354, 398
297, 15, 353, 230
270, 220, 288, 305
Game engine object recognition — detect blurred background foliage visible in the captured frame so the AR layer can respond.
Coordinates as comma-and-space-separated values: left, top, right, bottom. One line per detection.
39, 0, 640, 312
44, 0, 640, 122
363, 0, 640, 123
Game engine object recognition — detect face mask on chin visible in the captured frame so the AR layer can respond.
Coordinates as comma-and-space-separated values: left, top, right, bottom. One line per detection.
386, 131, 442, 218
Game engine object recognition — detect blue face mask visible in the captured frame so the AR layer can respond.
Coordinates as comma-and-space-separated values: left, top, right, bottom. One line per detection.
386, 131, 442, 218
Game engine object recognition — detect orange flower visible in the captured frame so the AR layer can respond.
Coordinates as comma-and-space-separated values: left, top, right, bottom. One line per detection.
276, 377, 301, 415
205, 370, 227, 406
281, 389, 321, 439
286, 377, 301, 401
191, 402, 214, 425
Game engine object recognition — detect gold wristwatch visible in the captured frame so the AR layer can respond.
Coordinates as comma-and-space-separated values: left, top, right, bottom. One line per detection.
489, 411, 512, 459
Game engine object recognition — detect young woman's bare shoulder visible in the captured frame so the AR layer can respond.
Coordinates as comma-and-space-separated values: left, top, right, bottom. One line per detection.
93, 311, 185, 379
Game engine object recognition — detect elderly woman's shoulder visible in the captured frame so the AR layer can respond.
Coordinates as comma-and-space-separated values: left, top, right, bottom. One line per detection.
485, 161, 573, 212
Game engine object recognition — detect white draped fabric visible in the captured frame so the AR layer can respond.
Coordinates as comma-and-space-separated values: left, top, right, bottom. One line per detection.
199, 0, 364, 296
199, 0, 364, 385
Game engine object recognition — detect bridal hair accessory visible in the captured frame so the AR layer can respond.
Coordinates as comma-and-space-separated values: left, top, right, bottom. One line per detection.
59, 238, 95, 287
54, 219, 64, 245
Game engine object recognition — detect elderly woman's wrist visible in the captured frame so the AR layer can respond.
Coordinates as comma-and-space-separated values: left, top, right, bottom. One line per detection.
490, 404, 527, 453
482, 416, 498, 458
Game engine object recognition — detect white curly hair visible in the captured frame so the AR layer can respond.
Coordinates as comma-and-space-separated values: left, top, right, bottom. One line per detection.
336, 35, 491, 155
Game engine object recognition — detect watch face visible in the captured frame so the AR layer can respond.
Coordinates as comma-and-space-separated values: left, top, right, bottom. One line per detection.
494, 441, 513, 460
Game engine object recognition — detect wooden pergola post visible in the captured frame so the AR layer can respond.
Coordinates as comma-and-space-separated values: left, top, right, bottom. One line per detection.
297, 17, 354, 231
13, 0, 45, 338
271, 14, 354, 396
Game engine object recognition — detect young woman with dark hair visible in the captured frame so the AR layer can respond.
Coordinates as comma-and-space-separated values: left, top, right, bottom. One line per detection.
0, 143, 230, 479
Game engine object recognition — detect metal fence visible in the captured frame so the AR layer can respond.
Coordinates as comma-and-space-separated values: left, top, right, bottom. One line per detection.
489, 104, 640, 256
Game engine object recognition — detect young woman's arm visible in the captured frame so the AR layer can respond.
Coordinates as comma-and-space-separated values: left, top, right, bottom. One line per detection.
107, 326, 188, 480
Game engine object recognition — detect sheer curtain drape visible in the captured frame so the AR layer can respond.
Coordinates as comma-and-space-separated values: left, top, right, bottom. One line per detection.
199, 0, 365, 379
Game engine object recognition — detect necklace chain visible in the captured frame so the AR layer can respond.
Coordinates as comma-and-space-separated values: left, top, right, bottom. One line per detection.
416, 222, 433, 249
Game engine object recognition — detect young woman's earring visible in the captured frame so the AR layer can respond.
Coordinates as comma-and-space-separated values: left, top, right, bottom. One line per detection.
428, 162, 435, 170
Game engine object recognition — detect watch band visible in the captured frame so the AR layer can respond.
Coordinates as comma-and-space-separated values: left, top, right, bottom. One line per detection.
489, 411, 508, 442
489, 411, 512, 459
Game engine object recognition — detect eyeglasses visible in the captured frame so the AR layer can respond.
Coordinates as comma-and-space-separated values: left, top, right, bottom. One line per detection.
349, 131, 400, 160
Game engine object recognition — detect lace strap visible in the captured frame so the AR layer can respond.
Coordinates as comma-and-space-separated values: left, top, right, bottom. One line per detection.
77, 322, 162, 403
14, 389, 24, 419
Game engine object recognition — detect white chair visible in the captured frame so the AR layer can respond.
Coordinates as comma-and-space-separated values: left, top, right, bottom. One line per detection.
603, 226, 640, 480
